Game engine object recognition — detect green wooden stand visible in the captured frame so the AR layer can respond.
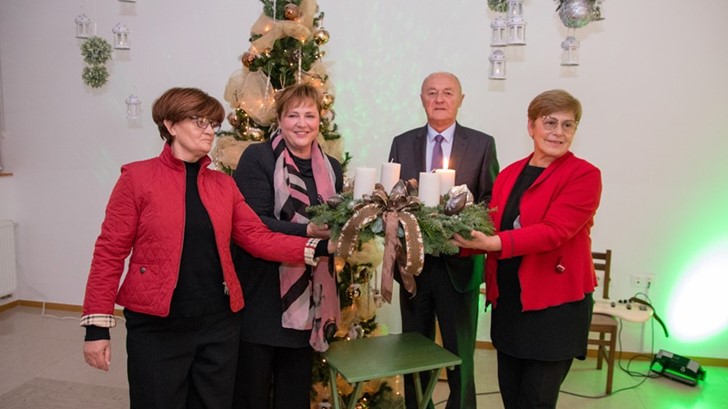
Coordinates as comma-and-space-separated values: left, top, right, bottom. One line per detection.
323, 332, 462, 409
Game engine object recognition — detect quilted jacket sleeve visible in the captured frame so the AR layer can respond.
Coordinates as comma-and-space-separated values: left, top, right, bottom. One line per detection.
230, 191, 311, 264
81, 166, 139, 327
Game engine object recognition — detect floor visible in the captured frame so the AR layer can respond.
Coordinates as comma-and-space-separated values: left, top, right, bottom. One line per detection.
1, 305, 727, 409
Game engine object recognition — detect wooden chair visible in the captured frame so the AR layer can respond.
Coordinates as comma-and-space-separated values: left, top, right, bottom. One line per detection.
587, 249, 618, 394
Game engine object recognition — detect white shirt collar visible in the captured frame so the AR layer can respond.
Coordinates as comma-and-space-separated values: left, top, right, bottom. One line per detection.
427, 123, 456, 144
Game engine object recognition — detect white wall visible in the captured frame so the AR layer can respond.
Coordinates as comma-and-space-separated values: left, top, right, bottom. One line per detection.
1, 0, 727, 358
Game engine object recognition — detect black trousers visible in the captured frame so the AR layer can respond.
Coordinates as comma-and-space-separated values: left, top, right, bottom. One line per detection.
124, 309, 242, 409
399, 257, 479, 409
232, 340, 313, 409
497, 351, 573, 409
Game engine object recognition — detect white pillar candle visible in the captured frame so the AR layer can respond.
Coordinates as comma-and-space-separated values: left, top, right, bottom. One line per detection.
353, 167, 376, 199
435, 169, 456, 195
380, 162, 401, 193
418, 172, 441, 207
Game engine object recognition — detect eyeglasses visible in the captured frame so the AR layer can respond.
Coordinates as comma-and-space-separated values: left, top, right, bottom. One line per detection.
541, 116, 578, 135
189, 116, 221, 133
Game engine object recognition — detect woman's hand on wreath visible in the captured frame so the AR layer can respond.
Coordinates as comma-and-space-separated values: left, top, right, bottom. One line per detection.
307, 222, 331, 239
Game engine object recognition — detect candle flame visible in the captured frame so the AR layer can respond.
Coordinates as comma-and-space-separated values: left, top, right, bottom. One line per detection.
443, 156, 449, 169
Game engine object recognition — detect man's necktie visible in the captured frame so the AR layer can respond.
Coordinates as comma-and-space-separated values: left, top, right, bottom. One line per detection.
431, 134, 444, 170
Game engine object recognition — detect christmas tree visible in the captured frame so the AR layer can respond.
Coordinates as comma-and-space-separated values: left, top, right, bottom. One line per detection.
214, 1, 401, 407
213, 0, 349, 174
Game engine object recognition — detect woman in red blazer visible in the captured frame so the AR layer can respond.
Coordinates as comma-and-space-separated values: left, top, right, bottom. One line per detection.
453, 89, 602, 409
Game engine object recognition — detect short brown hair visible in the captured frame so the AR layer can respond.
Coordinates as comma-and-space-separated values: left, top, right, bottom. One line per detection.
275, 83, 323, 120
151, 87, 225, 143
527, 89, 582, 123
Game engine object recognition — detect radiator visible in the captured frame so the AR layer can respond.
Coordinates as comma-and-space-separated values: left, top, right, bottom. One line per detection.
0, 220, 17, 297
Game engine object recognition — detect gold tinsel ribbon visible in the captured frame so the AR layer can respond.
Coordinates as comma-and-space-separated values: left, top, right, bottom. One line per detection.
249, 0, 317, 53
336, 181, 424, 303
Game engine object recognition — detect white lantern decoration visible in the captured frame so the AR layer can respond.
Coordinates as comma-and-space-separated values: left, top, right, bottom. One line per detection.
125, 95, 142, 120
506, 0, 526, 45
488, 49, 506, 80
561, 35, 580, 66
74, 14, 92, 39
507, 0, 524, 18
112, 23, 130, 49
490, 16, 507, 47
507, 15, 527, 45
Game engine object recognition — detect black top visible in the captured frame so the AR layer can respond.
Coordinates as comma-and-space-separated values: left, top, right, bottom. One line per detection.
167, 161, 228, 317
233, 142, 343, 347
491, 165, 592, 361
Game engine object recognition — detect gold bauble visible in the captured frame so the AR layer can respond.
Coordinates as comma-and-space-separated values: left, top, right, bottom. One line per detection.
346, 284, 361, 300
235, 108, 249, 121
245, 127, 266, 141
227, 112, 240, 128
241, 52, 255, 68
284, 3, 300, 20
313, 28, 330, 45
322, 93, 334, 108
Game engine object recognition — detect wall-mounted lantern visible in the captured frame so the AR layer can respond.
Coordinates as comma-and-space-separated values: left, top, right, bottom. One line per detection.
488, 49, 506, 80
126, 95, 142, 120
561, 35, 580, 66
112, 23, 130, 49
490, 16, 507, 47
75, 14, 92, 39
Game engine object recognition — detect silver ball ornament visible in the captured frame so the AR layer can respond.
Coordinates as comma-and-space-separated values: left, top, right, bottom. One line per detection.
559, 0, 593, 29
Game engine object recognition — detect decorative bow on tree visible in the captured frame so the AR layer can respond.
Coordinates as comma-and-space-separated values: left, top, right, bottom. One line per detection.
336, 180, 424, 303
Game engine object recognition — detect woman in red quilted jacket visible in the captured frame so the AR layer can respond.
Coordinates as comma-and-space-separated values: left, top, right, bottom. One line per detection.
80, 87, 333, 409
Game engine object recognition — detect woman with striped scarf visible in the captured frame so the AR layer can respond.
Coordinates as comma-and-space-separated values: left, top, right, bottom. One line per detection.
231, 83, 343, 409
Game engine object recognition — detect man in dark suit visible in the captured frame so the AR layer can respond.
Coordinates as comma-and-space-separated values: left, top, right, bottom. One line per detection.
389, 72, 499, 409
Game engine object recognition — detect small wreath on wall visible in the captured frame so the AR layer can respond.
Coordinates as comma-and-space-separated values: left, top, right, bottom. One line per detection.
80, 36, 112, 88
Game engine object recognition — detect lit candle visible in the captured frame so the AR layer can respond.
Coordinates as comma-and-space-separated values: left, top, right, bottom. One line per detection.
435, 156, 455, 195
418, 172, 441, 207
380, 162, 401, 193
353, 167, 376, 199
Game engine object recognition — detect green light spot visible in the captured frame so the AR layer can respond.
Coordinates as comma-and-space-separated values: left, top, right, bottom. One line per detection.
668, 238, 728, 341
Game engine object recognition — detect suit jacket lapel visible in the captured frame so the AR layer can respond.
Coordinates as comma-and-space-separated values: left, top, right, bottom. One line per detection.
451, 123, 469, 174
414, 126, 428, 172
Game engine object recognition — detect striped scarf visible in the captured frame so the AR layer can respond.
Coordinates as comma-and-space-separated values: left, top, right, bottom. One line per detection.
271, 130, 339, 352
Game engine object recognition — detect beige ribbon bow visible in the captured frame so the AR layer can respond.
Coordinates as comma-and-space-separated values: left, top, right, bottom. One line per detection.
336, 180, 425, 303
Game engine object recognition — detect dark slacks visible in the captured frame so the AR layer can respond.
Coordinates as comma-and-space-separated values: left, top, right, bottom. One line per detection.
233, 340, 313, 409
399, 257, 479, 409
124, 309, 242, 409
497, 351, 573, 409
